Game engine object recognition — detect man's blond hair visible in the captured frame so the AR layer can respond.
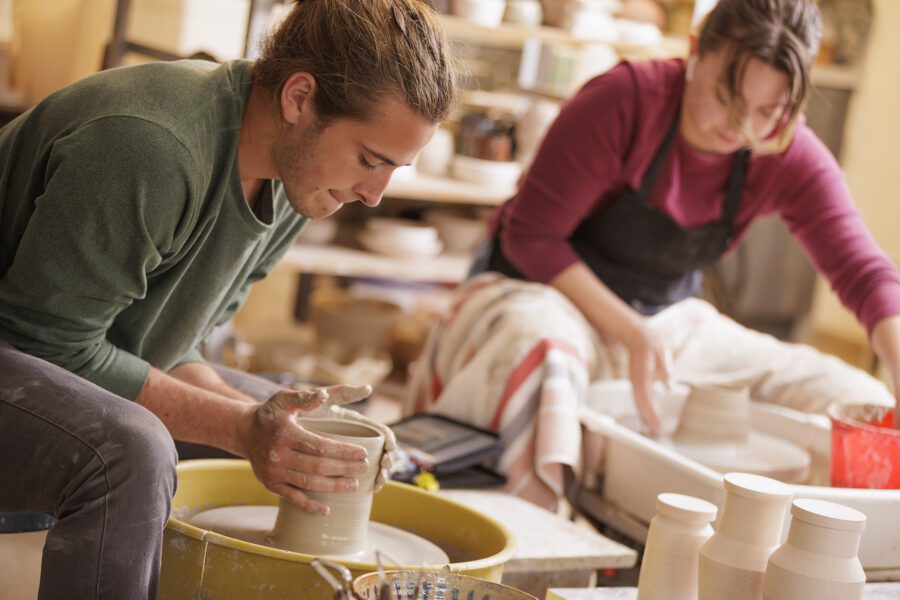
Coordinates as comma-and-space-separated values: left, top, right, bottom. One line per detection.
254, 0, 457, 124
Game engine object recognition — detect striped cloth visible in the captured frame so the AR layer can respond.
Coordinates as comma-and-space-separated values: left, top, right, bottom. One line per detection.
407, 273, 609, 509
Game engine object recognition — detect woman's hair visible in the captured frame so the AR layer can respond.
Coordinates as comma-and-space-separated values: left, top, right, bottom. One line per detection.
698, 0, 823, 153
253, 0, 457, 125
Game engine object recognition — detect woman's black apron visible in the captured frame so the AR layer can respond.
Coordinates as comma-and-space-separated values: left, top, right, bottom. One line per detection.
487, 115, 750, 315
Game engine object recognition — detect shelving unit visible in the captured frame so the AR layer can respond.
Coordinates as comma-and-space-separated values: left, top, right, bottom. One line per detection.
278, 242, 472, 284
439, 14, 688, 59
385, 172, 513, 206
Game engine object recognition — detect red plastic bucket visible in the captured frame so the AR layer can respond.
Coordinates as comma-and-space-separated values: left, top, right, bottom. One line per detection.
829, 404, 900, 489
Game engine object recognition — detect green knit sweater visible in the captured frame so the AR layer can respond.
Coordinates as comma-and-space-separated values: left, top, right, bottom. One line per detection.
0, 60, 307, 400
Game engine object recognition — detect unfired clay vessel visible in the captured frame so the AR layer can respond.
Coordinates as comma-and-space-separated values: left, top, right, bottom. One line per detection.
638, 493, 718, 600
699, 472, 793, 600
669, 384, 810, 483
763, 499, 867, 600
269, 418, 384, 557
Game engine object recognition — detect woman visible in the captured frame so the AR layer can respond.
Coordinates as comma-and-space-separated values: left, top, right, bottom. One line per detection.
478, 0, 900, 432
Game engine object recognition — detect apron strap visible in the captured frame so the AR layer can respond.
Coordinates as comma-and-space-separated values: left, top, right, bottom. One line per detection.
719, 148, 750, 229
636, 114, 681, 199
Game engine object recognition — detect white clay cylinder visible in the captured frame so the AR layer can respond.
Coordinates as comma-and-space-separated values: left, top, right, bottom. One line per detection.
269, 418, 384, 556
638, 493, 718, 600
763, 498, 866, 600
673, 384, 751, 445
699, 472, 793, 600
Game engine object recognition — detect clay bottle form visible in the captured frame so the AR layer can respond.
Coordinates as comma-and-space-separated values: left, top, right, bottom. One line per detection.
638, 493, 718, 600
673, 383, 751, 445
699, 472, 793, 600
763, 498, 866, 600
269, 418, 384, 556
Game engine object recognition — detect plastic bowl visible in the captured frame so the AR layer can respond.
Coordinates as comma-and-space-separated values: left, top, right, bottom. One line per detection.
161, 460, 517, 600
829, 404, 900, 489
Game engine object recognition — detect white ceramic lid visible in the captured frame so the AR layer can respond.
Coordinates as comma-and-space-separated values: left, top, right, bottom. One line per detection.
657, 493, 718, 524
723, 472, 793, 501
791, 498, 867, 532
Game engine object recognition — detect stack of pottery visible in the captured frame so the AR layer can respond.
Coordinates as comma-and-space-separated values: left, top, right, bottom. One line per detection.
638, 493, 718, 600
763, 499, 867, 600
698, 472, 793, 600
667, 384, 811, 484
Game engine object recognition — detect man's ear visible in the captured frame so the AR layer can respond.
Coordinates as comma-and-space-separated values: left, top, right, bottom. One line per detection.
280, 72, 316, 125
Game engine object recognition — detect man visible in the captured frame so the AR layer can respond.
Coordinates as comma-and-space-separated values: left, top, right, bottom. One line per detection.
0, 1, 456, 597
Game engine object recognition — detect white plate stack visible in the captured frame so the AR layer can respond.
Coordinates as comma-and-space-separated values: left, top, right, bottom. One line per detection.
357, 217, 443, 258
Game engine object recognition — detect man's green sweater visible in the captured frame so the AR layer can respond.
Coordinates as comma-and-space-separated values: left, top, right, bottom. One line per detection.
0, 60, 307, 400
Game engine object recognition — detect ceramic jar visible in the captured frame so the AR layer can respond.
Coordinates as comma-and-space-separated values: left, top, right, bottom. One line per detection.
699, 472, 793, 600
416, 126, 455, 177
269, 418, 384, 556
504, 0, 543, 27
451, 0, 506, 27
763, 499, 867, 600
638, 493, 718, 600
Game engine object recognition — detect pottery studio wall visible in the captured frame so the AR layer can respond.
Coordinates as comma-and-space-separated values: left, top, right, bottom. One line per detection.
2, 0, 898, 384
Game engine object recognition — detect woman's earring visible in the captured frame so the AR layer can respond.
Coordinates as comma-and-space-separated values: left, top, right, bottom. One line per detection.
686, 56, 697, 82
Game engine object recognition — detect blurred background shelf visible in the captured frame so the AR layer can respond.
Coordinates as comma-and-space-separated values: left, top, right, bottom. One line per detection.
278, 243, 472, 284
439, 13, 687, 59
386, 172, 513, 205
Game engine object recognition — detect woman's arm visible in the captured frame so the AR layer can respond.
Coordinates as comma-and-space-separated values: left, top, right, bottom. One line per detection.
871, 315, 900, 428
552, 262, 669, 433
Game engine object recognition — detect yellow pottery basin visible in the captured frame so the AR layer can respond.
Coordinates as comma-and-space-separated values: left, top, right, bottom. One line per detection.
160, 459, 517, 599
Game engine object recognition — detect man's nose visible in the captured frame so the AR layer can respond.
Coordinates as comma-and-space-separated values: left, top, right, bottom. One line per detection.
355, 170, 393, 207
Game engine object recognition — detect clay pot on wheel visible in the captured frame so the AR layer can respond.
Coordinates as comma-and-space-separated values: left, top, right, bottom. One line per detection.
269, 418, 384, 557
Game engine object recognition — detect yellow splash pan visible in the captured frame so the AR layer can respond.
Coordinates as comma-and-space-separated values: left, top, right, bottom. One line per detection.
160, 459, 517, 599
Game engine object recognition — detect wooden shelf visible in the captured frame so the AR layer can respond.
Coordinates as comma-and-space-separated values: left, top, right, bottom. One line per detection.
440, 13, 688, 59
277, 242, 472, 283
385, 172, 514, 206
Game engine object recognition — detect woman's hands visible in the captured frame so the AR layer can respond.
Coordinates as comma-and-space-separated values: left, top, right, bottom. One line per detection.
624, 319, 672, 436
551, 262, 673, 435
236, 385, 377, 515
870, 315, 900, 430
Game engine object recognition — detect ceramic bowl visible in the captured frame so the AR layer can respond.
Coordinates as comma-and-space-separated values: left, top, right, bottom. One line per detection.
365, 217, 439, 245
452, 0, 507, 27
451, 154, 521, 188
614, 18, 662, 45
300, 218, 339, 245
308, 287, 403, 356
504, 0, 543, 27
424, 210, 487, 253
357, 229, 443, 258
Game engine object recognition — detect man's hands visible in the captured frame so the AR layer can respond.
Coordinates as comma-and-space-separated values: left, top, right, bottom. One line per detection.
297, 384, 397, 492
236, 385, 378, 516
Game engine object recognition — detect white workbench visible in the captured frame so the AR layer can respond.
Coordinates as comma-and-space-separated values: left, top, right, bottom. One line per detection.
440, 490, 637, 598
546, 584, 900, 600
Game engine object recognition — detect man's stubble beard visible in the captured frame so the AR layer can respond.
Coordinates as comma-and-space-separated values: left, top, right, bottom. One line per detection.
273, 119, 327, 218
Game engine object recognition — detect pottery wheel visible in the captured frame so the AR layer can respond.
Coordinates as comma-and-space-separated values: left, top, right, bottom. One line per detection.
189, 505, 450, 565
663, 431, 811, 484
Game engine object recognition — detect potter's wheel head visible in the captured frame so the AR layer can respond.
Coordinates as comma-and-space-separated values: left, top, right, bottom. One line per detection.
189, 505, 449, 566
665, 431, 811, 484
